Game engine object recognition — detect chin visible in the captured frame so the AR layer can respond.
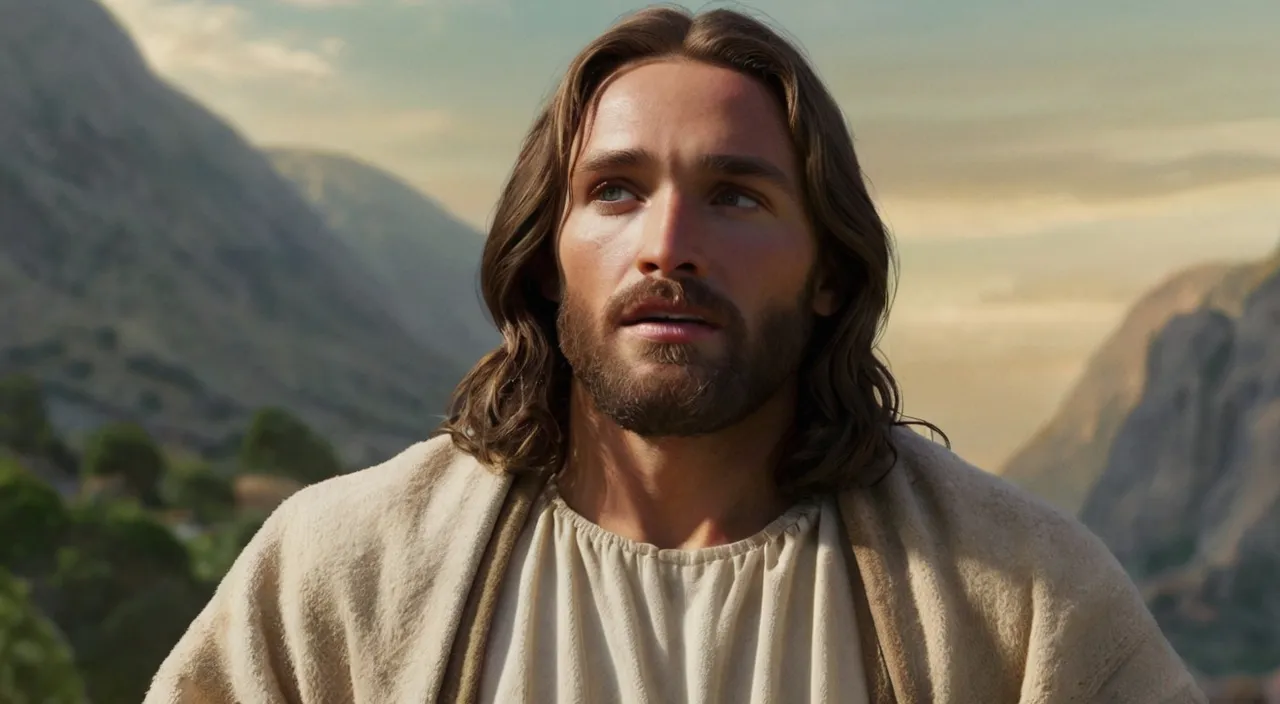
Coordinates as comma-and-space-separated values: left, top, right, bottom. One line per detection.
628, 365, 720, 400
625, 340, 723, 366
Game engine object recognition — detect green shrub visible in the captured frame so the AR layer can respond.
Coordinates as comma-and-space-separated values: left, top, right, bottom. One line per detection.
0, 457, 68, 568
161, 461, 236, 525
239, 406, 342, 484
0, 568, 86, 704
0, 375, 50, 453
63, 501, 191, 580
0, 374, 75, 472
47, 501, 205, 704
74, 575, 207, 704
82, 423, 166, 507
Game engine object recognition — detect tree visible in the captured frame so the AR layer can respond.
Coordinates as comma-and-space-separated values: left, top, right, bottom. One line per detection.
160, 460, 236, 525
48, 501, 204, 704
0, 374, 49, 455
0, 568, 86, 704
84, 575, 207, 703
82, 422, 166, 507
239, 407, 342, 484
0, 374, 76, 472
0, 456, 68, 568
57, 502, 193, 588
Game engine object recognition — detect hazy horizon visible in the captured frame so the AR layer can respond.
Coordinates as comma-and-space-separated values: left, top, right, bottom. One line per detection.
96, 0, 1280, 469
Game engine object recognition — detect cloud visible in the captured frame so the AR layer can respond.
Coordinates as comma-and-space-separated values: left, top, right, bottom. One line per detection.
876, 178, 1280, 242
394, 0, 507, 7
249, 107, 456, 149
822, 28, 1280, 207
99, 0, 345, 82
843, 84, 1280, 204
277, 0, 360, 6
866, 147, 1280, 203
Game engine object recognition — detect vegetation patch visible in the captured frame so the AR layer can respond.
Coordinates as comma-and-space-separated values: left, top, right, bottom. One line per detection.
0, 373, 351, 703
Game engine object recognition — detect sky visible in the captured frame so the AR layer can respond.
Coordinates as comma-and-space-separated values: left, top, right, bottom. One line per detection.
98, 0, 1280, 469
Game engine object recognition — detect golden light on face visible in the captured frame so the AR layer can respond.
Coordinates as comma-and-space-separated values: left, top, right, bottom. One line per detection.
554, 58, 836, 437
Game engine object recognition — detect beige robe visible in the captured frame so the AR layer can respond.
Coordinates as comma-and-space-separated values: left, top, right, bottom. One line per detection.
144, 427, 1207, 703
477, 483, 871, 703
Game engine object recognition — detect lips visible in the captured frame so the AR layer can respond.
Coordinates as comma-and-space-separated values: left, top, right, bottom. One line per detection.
616, 299, 723, 345
624, 313, 715, 327
619, 301, 722, 329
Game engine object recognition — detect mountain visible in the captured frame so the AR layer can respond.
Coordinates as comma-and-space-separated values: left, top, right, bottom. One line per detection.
266, 148, 498, 367
1000, 257, 1276, 512
1077, 248, 1280, 680
0, 0, 466, 463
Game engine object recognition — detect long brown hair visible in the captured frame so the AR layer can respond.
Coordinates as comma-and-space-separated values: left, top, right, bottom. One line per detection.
438, 5, 946, 494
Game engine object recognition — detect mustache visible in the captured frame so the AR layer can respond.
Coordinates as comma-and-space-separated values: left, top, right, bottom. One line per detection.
604, 277, 741, 327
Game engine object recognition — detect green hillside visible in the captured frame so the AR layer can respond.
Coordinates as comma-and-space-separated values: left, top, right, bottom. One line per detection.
0, 0, 467, 466
268, 148, 498, 368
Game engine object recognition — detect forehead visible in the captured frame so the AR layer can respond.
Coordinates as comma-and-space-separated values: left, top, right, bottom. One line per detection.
578, 58, 796, 172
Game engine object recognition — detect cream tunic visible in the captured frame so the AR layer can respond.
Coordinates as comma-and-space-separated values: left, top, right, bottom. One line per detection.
146, 429, 1205, 704
478, 483, 870, 703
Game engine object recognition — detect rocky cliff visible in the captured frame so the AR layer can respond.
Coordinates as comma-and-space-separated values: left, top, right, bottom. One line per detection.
1079, 249, 1280, 679
1002, 257, 1277, 512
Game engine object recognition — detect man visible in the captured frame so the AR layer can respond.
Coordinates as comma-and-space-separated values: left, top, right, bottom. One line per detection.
147, 6, 1205, 704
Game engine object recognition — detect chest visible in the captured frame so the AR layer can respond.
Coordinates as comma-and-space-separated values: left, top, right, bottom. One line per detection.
474, 495, 871, 704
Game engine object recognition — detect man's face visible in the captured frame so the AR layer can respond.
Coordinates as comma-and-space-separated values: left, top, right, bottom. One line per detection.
556, 58, 834, 437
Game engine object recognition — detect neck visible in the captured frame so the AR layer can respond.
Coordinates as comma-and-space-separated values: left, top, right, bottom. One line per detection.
556, 382, 797, 550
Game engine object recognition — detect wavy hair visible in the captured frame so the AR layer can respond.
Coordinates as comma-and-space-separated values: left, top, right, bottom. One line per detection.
438, 5, 946, 494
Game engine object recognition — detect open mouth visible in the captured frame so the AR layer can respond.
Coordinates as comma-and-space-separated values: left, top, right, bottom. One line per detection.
622, 313, 716, 328
615, 295, 727, 343
619, 305, 722, 343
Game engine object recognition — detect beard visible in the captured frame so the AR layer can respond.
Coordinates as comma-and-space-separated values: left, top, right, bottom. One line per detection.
557, 276, 813, 437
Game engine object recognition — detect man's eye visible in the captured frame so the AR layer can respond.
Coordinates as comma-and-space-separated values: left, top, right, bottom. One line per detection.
595, 185, 636, 203
713, 189, 761, 209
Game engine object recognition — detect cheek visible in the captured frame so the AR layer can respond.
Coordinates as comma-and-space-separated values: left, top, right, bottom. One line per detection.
557, 214, 636, 298
717, 230, 816, 307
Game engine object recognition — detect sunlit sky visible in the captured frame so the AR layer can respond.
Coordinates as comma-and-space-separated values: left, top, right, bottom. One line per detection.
99, 0, 1280, 469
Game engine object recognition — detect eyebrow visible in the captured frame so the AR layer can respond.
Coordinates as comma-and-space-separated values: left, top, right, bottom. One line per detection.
574, 148, 795, 192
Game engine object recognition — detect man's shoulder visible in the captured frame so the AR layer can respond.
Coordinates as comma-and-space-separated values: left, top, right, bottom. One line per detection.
885, 426, 1072, 517
283, 434, 474, 510
871, 425, 1127, 587
855, 424, 1198, 700
148, 436, 516, 704
260, 434, 510, 562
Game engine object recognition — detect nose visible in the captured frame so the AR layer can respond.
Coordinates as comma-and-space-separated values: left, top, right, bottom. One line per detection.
634, 189, 706, 277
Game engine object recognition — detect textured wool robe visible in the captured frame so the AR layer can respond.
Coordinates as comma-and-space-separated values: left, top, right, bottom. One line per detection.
145, 427, 1207, 703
